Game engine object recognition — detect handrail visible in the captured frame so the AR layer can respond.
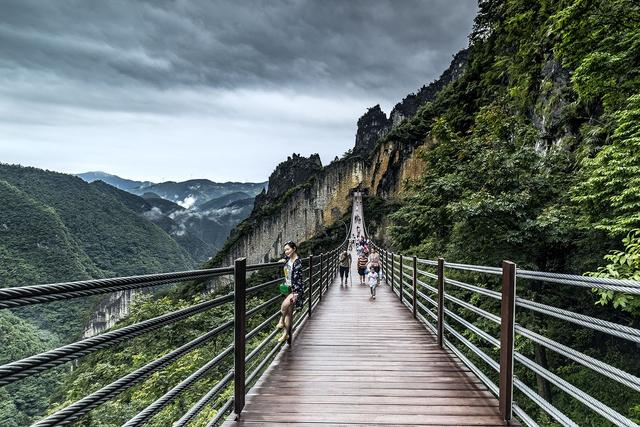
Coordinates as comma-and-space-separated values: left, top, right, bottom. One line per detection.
369, 239, 640, 427
1, 206, 350, 426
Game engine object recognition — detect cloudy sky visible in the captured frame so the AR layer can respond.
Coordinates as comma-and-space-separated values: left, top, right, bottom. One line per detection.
0, 0, 478, 183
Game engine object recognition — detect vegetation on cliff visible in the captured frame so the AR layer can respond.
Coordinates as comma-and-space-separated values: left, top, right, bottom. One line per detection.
378, 0, 640, 423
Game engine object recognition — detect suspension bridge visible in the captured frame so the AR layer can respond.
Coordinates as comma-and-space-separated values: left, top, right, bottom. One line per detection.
1, 192, 639, 426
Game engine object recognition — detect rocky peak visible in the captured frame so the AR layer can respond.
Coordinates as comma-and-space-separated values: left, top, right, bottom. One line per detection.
354, 105, 392, 157
254, 153, 323, 209
390, 48, 468, 126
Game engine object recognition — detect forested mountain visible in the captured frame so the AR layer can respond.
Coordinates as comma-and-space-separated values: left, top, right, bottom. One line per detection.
0, 164, 195, 426
198, 192, 252, 210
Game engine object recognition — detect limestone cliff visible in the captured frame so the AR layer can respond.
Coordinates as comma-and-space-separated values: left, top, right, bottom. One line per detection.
212, 49, 468, 266
83, 290, 133, 337
219, 158, 365, 265
354, 105, 392, 158
254, 153, 323, 211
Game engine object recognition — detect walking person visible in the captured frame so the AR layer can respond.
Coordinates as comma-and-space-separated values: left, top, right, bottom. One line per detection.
339, 250, 352, 286
277, 241, 304, 343
357, 252, 368, 285
368, 249, 381, 285
367, 268, 379, 299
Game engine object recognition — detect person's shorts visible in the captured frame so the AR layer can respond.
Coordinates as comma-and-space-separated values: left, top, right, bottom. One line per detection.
372, 265, 380, 273
358, 267, 366, 276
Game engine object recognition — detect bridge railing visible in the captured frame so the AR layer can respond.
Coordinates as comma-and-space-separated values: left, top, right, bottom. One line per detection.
370, 242, 640, 427
0, 244, 346, 426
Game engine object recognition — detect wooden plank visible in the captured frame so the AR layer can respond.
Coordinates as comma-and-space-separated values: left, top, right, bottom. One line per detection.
245, 395, 499, 406
247, 386, 494, 398
243, 403, 503, 415
232, 413, 506, 425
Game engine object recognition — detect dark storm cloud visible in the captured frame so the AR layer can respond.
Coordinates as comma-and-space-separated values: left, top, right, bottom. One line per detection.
0, 0, 477, 98
0, 0, 478, 182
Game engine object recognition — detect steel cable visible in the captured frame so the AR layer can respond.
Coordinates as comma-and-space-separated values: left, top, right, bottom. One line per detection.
0, 293, 233, 386
416, 278, 437, 294
0, 268, 233, 309
444, 262, 502, 276
172, 371, 234, 427
123, 344, 235, 427
416, 268, 437, 280
416, 290, 437, 308
204, 397, 233, 427
417, 258, 438, 266
513, 377, 577, 426
445, 293, 501, 324
445, 277, 501, 300
246, 311, 280, 342
33, 319, 234, 426
515, 325, 640, 392
514, 352, 638, 426
516, 297, 640, 343
518, 270, 640, 295
246, 295, 282, 318
417, 300, 437, 321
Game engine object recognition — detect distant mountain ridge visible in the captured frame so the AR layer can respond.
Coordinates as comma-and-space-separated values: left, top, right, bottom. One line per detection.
76, 172, 263, 262
76, 171, 267, 209
128, 179, 266, 208
76, 171, 154, 191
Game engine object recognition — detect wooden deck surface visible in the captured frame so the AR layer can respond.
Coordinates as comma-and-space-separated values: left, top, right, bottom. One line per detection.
223, 247, 507, 425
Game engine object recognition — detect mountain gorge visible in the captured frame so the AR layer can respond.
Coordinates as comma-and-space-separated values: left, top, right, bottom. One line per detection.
78, 172, 265, 262
3, 0, 640, 424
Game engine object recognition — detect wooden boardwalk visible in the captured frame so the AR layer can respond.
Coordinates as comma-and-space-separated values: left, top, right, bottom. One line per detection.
224, 248, 507, 426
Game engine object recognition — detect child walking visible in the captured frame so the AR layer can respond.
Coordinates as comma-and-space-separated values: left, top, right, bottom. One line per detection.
367, 268, 378, 299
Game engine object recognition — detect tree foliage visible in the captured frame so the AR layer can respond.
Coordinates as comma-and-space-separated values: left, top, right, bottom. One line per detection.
383, 0, 640, 424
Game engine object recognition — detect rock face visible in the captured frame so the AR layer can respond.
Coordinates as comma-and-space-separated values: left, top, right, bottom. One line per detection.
254, 154, 323, 210
83, 290, 133, 337
222, 159, 365, 265
531, 55, 574, 152
390, 49, 469, 126
215, 50, 468, 267
354, 105, 392, 157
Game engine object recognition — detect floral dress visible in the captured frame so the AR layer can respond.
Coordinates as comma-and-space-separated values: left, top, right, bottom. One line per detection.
284, 257, 304, 310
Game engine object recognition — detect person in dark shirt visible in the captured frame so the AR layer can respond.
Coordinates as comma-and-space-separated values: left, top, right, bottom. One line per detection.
339, 250, 352, 286
277, 241, 303, 343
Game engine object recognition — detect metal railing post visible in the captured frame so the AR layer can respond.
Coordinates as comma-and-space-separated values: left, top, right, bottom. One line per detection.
391, 253, 395, 294
437, 257, 444, 348
385, 251, 389, 285
499, 261, 516, 422
233, 258, 246, 418
412, 256, 417, 318
399, 255, 404, 302
308, 255, 314, 317
320, 253, 324, 298
327, 251, 335, 288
